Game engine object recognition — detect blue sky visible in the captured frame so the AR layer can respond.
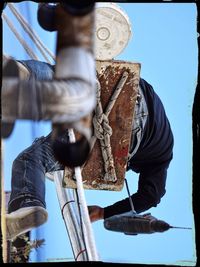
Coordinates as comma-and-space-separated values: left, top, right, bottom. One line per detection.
2, 2, 198, 265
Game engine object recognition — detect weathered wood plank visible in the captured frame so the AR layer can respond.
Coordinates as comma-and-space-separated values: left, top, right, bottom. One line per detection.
63, 60, 140, 191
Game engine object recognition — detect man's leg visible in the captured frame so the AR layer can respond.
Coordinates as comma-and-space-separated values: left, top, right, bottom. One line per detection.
6, 133, 66, 240
43, 2, 97, 167
1, 55, 54, 138
3, 3, 96, 166
2, 2, 96, 127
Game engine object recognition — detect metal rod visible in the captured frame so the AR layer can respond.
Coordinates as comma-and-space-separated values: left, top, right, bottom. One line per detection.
170, 226, 192, 230
124, 179, 137, 214
68, 129, 100, 261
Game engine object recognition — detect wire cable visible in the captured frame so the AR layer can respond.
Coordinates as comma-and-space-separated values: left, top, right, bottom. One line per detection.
8, 3, 55, 63
2, 13, 38, 60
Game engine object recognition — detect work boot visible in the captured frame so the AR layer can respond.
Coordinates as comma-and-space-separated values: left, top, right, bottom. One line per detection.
51, 2, 96, 167
3, 56, 30, 80
37, 2, 94, 32
61, 2, 95, 16
16, 61, 30, 80
55, 2, 95, 53
2, 58, 33, 138
6, 206, 48, 241
2, 58, 19, 138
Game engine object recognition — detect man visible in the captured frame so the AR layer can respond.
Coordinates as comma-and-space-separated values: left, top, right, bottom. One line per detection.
89, 78, 174, 222
3, 3, 174, 240
4, 53, 174, 239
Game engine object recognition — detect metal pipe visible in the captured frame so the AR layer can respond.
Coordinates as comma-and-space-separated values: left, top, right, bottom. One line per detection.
68, 129, 100, 261
54, 171, 88, 261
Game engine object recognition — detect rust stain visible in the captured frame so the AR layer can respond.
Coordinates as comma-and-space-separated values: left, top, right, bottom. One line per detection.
115, 146, 129, 159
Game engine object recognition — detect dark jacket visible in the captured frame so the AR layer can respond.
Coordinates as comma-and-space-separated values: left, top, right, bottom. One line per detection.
104, 78, 174, 218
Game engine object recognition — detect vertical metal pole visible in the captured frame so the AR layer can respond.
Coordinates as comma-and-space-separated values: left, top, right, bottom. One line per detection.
68, 129, 100, 261
54, 171, 88, 261
1, 140, 10, 263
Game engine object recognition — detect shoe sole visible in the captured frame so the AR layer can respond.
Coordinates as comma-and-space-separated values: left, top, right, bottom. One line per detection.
6, 207, 48, 241
2, 59, 18, 138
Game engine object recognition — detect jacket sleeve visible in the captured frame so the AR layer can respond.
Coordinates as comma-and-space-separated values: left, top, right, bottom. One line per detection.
104, 166, 167, 219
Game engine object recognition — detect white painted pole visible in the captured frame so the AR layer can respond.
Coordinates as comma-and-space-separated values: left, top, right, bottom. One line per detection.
54, 171, 88, 261
68, 129, 100, 261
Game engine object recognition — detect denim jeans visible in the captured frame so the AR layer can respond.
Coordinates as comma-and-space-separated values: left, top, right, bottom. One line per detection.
8, 133, 68, 213
8, 60, 56, 213
19, 60, 54, 81
8, 60, 148, 212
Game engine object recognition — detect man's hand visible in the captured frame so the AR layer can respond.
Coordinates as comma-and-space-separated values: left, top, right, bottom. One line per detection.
88, 205, 104, 222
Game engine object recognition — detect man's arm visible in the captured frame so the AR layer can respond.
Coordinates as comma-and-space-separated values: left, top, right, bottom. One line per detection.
103, 166, 168, 219
88, 166, 168, 221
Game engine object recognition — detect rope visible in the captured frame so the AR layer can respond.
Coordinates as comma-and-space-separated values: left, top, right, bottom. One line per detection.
92, 71, 129, 182
7, 3, 55, 63
2, 13, 38, 60
93, 81, 117, 182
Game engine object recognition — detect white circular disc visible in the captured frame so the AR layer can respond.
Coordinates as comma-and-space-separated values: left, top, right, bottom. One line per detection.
95, 3, 132, 60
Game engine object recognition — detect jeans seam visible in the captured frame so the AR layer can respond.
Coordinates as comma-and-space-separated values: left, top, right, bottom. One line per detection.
8, 194, 46, 209
22, 158, 27, 189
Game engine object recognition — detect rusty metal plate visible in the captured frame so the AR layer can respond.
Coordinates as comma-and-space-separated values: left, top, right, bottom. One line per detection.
63, 60, 140, 191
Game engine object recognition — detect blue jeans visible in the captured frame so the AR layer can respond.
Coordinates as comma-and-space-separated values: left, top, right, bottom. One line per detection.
8, 60, 148, 212
8, 60, 57, 213
19, 60, 54, 81
8, 133, 67, 213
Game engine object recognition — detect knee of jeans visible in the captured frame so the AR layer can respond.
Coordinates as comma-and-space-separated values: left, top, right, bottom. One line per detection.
32, 135, 46, 144
12, 146, 35, 168
11, 155, 25, 173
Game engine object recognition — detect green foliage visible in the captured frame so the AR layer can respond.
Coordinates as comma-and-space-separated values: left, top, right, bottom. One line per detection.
10, 234, 45, 263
